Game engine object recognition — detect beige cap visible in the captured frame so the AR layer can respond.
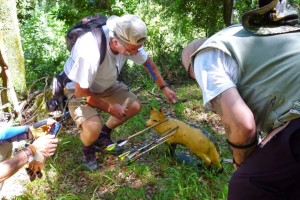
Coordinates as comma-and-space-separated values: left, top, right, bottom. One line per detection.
182, 38, 207, 80
107, 14, 147, 46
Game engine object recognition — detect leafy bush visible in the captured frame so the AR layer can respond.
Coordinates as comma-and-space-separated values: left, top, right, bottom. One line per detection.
20, 2, 68, 89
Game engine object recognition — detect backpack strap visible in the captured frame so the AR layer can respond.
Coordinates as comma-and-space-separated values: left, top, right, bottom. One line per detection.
92, 27, 107, 66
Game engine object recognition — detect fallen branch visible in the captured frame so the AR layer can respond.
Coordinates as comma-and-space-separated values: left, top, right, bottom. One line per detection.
149, 91, 187, 104
19, 90, 43, 113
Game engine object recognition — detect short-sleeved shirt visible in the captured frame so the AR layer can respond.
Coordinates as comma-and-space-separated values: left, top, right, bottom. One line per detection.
64, 25, 148, 93
194, 48, 239, 110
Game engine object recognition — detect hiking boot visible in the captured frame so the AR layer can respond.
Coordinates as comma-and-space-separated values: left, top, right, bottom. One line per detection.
94, 137, 124, 155
82, 146, 98, 171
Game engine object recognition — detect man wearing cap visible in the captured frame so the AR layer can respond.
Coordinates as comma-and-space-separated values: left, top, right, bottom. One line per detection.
63, 14, 178, 170
181, 38, 207, 80
184, 0, 300, 199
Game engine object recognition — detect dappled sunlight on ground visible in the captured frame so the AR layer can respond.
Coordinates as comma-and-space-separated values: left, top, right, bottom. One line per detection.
0, 167, 28, 199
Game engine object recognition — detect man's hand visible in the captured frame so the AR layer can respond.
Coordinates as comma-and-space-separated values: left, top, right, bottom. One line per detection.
28, 118, 57, 139
107, 104, 128, 120
31, 135, 58, 157
162, 87, 178, 104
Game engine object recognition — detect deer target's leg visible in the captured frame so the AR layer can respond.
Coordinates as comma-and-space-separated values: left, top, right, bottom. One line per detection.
165, 143, 177, 158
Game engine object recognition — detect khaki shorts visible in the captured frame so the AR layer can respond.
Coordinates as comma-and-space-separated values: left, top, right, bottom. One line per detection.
64, 81, 137, 127
0, 143, 13, 190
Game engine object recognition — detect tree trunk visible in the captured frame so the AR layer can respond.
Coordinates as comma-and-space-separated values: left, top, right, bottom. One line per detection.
0, 0, 26, 114
0, 0, 26, 91
223, 0, 234, 26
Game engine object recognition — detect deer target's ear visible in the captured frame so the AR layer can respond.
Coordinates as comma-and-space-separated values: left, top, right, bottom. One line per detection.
150, 107, 156, 114
158, 110, 165, 118
158, 108, 164, 117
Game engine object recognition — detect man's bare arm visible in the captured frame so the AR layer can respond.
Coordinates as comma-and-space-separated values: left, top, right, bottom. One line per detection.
211, 87, 257, 167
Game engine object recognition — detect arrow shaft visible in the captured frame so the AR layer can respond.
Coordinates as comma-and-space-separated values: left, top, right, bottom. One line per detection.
127, 119, 168, 140
128, 126, 179, 163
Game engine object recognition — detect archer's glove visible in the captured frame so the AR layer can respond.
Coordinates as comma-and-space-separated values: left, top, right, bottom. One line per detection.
29, 120, 49, 139
29, 119, 58, 139
26, 151, 45, 181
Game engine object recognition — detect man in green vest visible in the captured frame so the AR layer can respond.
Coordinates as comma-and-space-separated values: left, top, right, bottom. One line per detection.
184, 0, 300, 199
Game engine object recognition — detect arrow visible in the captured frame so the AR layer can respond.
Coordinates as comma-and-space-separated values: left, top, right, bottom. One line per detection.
127, 126, 179, 164
105, 119, 168, 152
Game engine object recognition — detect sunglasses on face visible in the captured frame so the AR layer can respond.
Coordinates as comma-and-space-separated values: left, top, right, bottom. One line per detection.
117, 40, 141, 56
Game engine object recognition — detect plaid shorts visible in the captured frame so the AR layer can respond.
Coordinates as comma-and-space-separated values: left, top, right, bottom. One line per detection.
228, 118, 300, 200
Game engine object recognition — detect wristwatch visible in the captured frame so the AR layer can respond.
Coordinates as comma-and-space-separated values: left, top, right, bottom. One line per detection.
22, 147, 34, 163
160, 83, 169, 90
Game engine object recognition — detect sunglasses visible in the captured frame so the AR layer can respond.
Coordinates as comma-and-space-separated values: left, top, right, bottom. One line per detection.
117, 39, 141, 56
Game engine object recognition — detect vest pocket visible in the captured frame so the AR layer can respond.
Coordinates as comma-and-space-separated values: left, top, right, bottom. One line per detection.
275, 101, 300, 128
260, 96, 277, 132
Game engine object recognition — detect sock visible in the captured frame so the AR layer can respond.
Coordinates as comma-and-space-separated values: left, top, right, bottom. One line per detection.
83, 145, 94, 153
101, 125, 112, 135
99, 125, 112, 139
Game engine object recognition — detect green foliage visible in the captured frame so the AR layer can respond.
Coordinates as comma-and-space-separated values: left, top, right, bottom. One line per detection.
117, 1, 206, 81
20, 3, 68, 89
110, 0, 138, 15
16, 0, 39, 23
54, 0, 113, 27
152, 0, 225, 36
17, 0, 300, 88
17, 0, 229, 87
18, 0, 225, 87
234, 0, 257, 23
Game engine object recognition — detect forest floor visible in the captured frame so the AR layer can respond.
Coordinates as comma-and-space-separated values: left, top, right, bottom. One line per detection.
0, 80, 230, 199
1, 142, 29, 199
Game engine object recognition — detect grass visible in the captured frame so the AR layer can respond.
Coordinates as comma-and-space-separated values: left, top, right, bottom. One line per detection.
14, 78, 233, 200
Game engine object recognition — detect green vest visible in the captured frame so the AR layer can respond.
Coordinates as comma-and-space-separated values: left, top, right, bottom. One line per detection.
192, 24, 300, 133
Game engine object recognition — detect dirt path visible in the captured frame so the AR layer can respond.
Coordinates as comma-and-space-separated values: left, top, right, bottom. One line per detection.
0, 167, 28, 199
0, 142, 29, 199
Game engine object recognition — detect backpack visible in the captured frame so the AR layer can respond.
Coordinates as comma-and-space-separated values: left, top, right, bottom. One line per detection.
46, 71, 70, 112
46, 14, 108, 113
